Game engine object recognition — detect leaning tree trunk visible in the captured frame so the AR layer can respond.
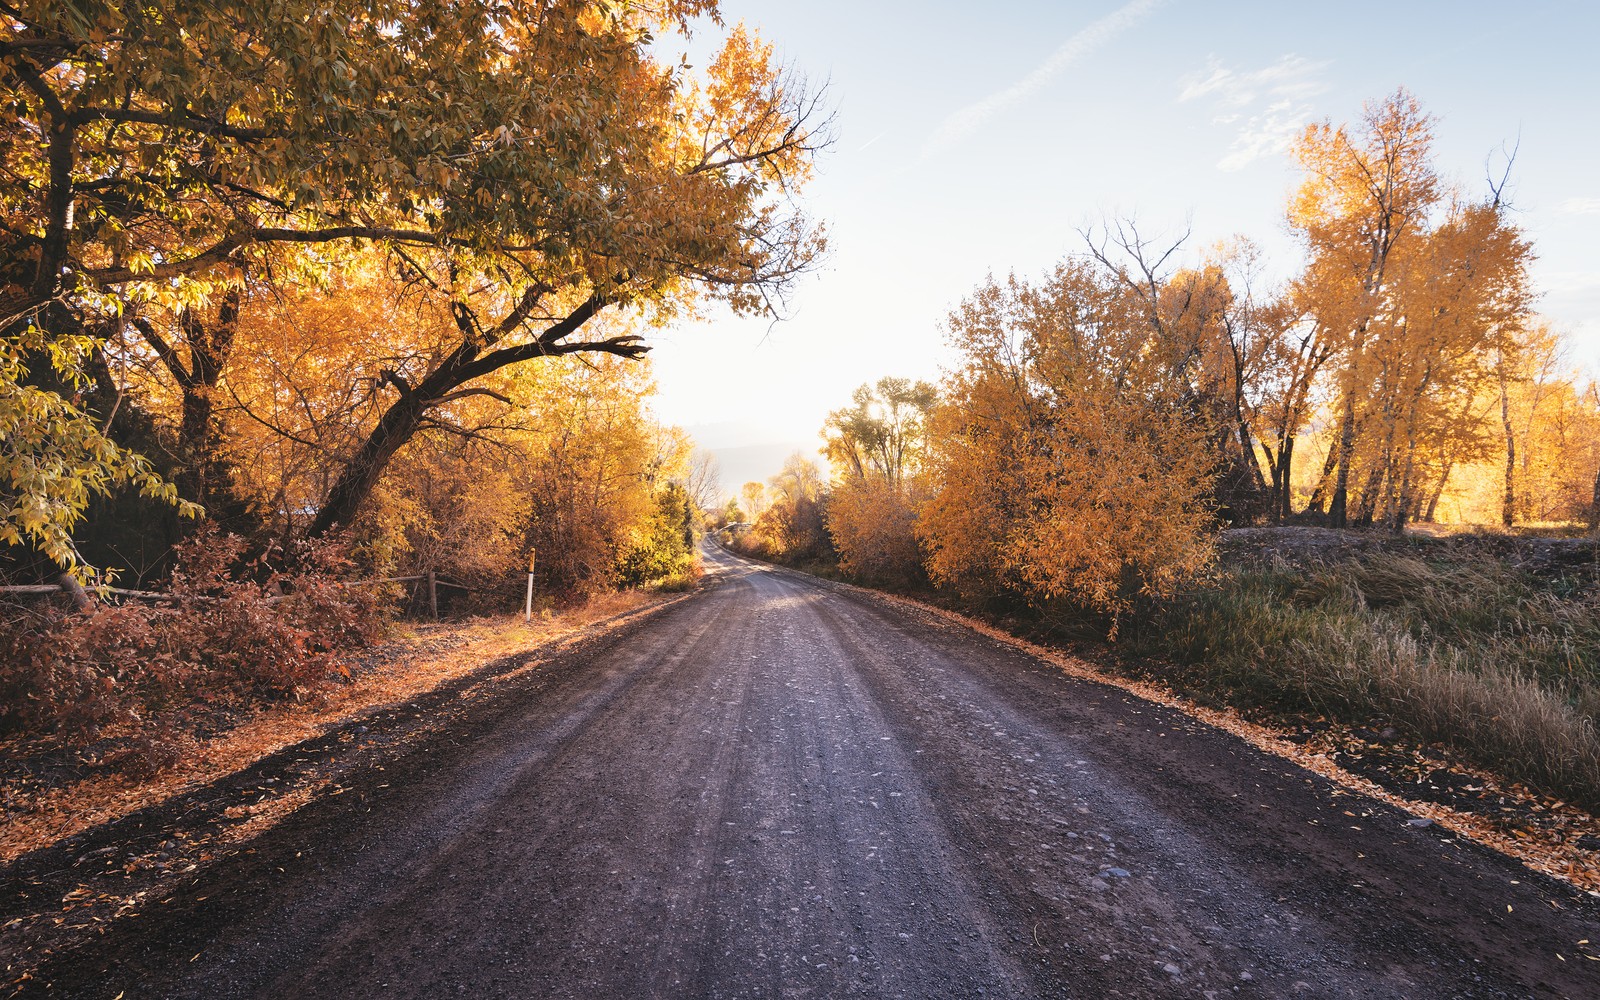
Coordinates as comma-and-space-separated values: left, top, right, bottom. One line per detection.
1306, 438, 1341, 517
1353, 465, 1385, 527
306, 289, 621, 538
307, 391, 430, 537
1275, 436, 1296, 521
175, 291, 244, 521
1424, 463, 1453, 523
1390, 440, 1418, 535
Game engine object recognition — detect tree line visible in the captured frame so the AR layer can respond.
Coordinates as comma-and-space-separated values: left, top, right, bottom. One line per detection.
731, 91, 1599, 624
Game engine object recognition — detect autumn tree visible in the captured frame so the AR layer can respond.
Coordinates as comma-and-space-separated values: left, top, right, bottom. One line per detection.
1490, 321, 1561, 526
822, 378, 938, 486
616, 482, 697, 585
748, 453, 829, 561
1287, 90, 1535, 531
1, 0, 828, 576
499, 357, 695, 597
918, 263, 1218, 629
112, 244, 702, 598
1433, 337, 1600, 528
685, 451, 724, 516
1084, 226, 1286, 523
739, 481, 769, 523
821, 378, 937, 585
1290, 91, 1443, 527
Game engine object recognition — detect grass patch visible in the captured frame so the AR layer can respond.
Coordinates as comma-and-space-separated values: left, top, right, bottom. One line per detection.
1123, 535, 1600, 810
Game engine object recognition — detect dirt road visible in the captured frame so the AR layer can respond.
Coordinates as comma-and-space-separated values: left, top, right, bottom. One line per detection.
10, 546, 1600, 998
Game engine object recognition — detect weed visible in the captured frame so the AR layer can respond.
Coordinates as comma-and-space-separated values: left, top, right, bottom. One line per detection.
1124, 536, 1600, 809
0, 530, 386, 755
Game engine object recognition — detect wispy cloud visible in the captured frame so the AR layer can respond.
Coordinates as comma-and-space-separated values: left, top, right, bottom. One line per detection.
921, 0, 1168, 159
1179, 55, 1330, 171
1560, 197, 1600, 216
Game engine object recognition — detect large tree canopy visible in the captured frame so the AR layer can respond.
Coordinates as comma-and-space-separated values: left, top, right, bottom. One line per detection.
1, 0, 828, 569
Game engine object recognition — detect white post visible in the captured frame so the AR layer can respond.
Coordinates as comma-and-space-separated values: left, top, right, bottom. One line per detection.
524, 550, 536, 622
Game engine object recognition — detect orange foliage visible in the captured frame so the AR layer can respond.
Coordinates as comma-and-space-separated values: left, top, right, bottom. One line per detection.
827, 476, 924, 586
820, 378, 937, 586
917, 264, 1218, 628
1288, 90, 1537, 529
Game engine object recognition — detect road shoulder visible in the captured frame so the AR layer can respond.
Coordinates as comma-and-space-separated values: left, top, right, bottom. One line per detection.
0, 588, 699, 994
757, 557, 1600, 899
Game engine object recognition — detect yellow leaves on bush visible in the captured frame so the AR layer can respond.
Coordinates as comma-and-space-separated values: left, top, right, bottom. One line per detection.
818, 378, 937, 586
744, 453, 829, 562
917, 263, 1218, 630
826, 475, 923, 586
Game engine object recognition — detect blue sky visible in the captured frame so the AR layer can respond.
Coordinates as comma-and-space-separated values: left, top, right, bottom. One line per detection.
649, 0, 1600, 467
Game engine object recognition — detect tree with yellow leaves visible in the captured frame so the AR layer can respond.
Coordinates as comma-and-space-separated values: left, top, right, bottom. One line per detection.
2, 0, 828, 577
821, 378, 937, 585
918, 262, 1218, 629
1288, 90, 1534, 531
749, 453, 829, 561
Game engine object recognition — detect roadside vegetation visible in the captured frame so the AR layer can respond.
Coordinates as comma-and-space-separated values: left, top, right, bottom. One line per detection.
0, 531, 381, 759
732, 90, 1600, 813
1133, 534, 1600, 810
1, 1, 820, 770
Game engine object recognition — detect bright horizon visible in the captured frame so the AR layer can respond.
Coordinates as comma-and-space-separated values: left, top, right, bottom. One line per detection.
647, 0, 1600, 480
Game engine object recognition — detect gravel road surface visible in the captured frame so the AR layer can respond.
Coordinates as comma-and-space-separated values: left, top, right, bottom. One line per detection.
11, 545, 1600, 998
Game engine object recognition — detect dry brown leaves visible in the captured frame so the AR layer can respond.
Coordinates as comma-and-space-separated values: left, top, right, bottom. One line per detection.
0, 591, 666, 863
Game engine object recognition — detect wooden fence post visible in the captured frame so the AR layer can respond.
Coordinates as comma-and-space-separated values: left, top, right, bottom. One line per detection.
427, 569, 438, 621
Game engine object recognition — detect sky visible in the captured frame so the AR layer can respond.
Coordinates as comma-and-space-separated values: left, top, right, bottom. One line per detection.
646, 0, 1600, 484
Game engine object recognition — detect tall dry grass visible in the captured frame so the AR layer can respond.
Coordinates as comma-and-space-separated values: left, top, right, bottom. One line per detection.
1130, 542, 1600, 809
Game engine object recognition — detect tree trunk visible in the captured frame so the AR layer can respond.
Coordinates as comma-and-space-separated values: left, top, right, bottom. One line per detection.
1306, 437, 1341, 516
306, 290, 620, 538
1590, 465, 1600, 534
1328, 387, 1358, 528
1238, 417, 1269, 494
1353, 466, 1384, 527
1260, 439, 1285, 523
1276, 436, 1296, 521
1498, 370, 1517, 528
175, 291, 243, 520
308, 391, 430, 538
1424, 463, 1453, 523
1390, 443, 1417, 534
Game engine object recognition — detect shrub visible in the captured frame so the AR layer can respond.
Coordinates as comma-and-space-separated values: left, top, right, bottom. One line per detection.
917, 266, 1220, 630
1127, 543, 1600, 809
652, 559, 705, 593
615, 483, 696, 587
0, 529, 384, 746
826, 476, 926, 588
